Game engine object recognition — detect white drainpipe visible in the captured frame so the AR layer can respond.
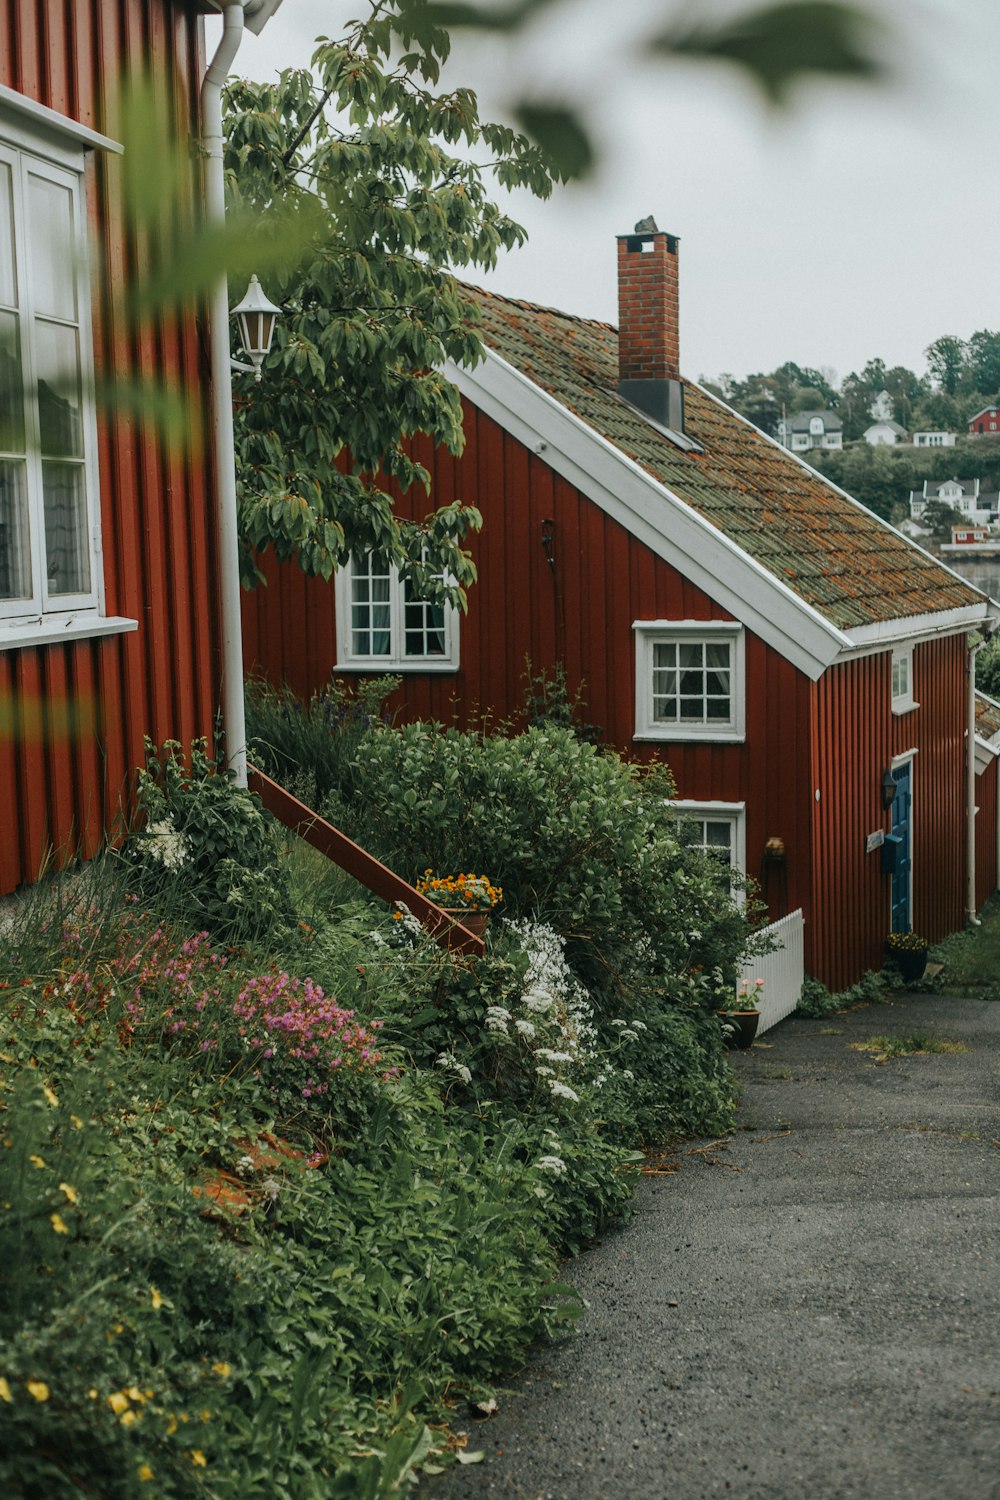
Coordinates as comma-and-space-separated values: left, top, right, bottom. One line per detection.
967, 633, 987, 926
200, 4, 247, 786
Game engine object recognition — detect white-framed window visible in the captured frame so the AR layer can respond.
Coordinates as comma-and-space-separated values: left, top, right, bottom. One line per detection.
891, 646, 917, 715
0, 95, 131, 650
671, 799, 747, 893
335, 551, 460, 671
634, 620, 745, 742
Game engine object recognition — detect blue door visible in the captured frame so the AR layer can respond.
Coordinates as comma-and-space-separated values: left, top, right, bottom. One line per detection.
890, 762, 912, 933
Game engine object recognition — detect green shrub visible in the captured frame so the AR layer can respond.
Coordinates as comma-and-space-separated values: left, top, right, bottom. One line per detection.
123, 739, 293, 943
344, 721, 751, 1009
245, 675, 398, 815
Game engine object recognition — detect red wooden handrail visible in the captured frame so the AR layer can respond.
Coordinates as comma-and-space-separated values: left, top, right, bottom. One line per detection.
247, 765, 485, 957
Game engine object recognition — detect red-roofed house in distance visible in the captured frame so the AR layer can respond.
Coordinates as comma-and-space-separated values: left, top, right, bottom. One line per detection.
243, 220, 1000, 992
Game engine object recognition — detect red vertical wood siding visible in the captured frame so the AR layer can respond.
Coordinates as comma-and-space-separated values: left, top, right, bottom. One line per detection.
0, 2, 221, 896
975, 760, 998, 912
242, 400, 815, 935
810, 638, 969, 992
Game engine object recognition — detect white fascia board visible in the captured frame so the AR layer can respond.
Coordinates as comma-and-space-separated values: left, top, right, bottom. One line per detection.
974, 735, 998, 773
0, 85, 122, 154
840, 602, 999, 655
203, 0, 285, 31
446, 353, 849, 682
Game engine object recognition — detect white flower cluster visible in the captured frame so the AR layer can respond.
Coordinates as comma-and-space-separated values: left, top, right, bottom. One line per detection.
392, 902, 426, 939
144, 818, 189, 872
485, 1005, 513, 1033
436, 1051, 472, 1085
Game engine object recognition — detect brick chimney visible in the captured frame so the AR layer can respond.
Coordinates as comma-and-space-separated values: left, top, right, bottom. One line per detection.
617, 217, 687, 437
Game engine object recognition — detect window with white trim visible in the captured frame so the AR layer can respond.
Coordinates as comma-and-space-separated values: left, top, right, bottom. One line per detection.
671, 800, 747, 890
891, 646, 916, 714
634, 621, 745, 741
0, 116, 103, 629
335, 552, 459, 670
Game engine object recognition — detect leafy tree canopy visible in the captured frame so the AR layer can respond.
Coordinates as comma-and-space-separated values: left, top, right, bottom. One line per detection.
224, 9, 559, 601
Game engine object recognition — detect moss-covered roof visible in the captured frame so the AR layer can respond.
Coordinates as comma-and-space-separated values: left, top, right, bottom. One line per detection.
465, 286, 985, 633
975, 692, 1000, 740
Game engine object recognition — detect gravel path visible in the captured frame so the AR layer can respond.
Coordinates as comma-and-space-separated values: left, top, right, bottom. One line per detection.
424, 992, 1000, 1500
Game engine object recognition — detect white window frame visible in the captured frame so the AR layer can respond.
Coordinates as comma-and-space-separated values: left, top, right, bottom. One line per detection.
0, 95, 133, 651
891, 645, 917, 715
633, 620, 745, 742
670, 799, 747, 898
335, 552, 460, 672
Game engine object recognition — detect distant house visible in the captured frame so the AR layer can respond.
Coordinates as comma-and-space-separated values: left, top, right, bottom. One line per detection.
947, 525, 993, 546
969, 406, 1000, 436
913, 431, 957, 449
864, 420, 908, 447
910, 477, 999, 527
776, 410, 843, 453
245, 221, 1000, 990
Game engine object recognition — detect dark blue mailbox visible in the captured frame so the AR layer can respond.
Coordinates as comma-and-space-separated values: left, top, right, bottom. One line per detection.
881, 833, 903, 875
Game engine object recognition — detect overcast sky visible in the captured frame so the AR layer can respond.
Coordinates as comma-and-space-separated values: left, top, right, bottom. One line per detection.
214, 0, 996, 389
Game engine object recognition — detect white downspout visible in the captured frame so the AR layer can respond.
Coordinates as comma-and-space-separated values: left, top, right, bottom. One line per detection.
967, 633, 987, 926
200, 4, 247, 786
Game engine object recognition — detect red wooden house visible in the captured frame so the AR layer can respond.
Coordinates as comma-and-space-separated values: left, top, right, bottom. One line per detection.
244, 221, 1000, 990
0, 0, 281, 899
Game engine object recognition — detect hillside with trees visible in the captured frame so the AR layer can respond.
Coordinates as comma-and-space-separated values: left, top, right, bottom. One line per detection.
702, 333, 1000, 523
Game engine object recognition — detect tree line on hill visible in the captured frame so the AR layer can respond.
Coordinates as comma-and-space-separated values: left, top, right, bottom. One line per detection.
701, 335, 1000, 526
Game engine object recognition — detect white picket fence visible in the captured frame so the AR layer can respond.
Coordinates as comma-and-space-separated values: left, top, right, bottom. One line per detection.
737, 908, 804, 1035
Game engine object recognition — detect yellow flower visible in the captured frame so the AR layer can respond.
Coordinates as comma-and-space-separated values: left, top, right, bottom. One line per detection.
126, 1385, 145, 1403
166, 1414, 178, 1436
26, 1380, 50, 1403
138, 1466, 154, 1483
87, 1388, 98, 1400
191, 1450, 207, 1467
119, 1409, 137, 1427
42, 1085, 58, 1107
50, 1213, 68, 1235
0, 1378, 12, 1403
108, 1391, 130, 1415
150, 1287, 163, 1310
29, 1154, 46, 1169
58, 1182, 78, 1204
70, 1115, 83, 1130
210, 1362, 231, 1378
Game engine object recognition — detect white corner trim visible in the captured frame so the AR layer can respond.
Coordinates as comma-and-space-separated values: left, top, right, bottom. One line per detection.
446, 352, 850, 681
891, 747, 918, 770
0, 615, 137, 652
0, 85, 122, 155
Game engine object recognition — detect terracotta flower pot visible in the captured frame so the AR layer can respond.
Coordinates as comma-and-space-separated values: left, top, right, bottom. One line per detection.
441, 908, 489, 938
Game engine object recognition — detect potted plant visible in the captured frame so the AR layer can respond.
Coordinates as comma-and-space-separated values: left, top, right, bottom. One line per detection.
884, 930, 929, 984
717, 978, 764, 1050
415, 870, 503, 938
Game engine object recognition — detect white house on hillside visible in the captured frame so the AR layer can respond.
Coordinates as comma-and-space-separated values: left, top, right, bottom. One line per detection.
776, 410, 843, 452
913, 431, 957, 448
909, 477, 1000, 527
864, 419, 908, 446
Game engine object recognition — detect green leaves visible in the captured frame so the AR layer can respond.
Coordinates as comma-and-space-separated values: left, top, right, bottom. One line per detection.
655, 1, 888, 106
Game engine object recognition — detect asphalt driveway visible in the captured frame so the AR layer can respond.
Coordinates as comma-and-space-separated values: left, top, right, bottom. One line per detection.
425, 992, 1000, 1500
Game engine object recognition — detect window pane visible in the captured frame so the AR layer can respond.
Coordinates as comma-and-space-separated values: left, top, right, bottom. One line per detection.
0, 459, 31, 599
403, 576, 446, 657
350, 554, 391, 655
0, 162, 16, 308
678, 642, 703, 670
27, 172, 76, 321
35, 321, 82, 457
0, 309, 25, 452
42, 461, 89, 595
703, 820, 734, 861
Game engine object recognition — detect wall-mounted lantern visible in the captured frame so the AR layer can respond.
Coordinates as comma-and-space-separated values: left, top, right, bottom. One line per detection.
881, 766, 898, 812
230, 274, 282, 381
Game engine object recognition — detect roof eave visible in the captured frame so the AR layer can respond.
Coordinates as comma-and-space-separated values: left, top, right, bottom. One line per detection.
446, 350, 850, 682
839, 602, 1000, 657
